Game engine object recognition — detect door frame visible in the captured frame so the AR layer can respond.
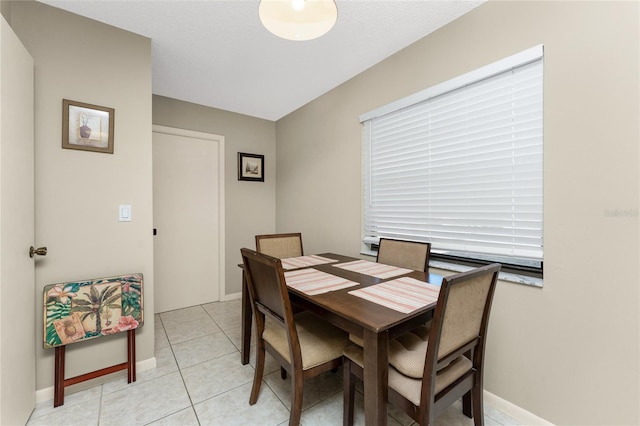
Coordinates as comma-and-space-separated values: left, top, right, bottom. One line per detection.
152, 125, 226, 300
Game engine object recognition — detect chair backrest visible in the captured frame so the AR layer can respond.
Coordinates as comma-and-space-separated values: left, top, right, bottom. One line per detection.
240, 248, 302, 362
255, 232, 303, 259
241, 248, 292, 325
421, 263, 500, 402
376, 238, 431, 272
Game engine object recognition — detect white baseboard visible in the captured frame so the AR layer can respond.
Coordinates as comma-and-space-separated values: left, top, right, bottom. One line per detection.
222, 292, 241, 301
484, 390, 553, 425
35, 356, 157, 404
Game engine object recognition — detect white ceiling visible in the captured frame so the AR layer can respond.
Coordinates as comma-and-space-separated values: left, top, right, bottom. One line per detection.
37, 0, 484, 121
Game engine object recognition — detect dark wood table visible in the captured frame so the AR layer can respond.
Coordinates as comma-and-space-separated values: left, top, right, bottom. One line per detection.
240, 253, 442, 425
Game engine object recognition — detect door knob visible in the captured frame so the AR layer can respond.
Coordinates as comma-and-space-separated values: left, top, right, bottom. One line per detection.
29, 246, 47, 258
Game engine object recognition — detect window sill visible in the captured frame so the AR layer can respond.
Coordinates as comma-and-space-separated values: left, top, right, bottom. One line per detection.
360, 250, 543, 288
429, 260, 543, 288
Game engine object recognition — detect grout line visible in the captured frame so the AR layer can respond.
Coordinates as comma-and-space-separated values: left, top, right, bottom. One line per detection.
263, 375, 292, 413
160, 302, 256, 425
96, 384, 103, 425
166, 314, 202, 426
168, 329, 228, 349
82, 300, 519, 426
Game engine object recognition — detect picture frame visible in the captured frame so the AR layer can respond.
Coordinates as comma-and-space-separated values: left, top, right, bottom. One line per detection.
238, 152, 265, 182
62, 99, 115, 154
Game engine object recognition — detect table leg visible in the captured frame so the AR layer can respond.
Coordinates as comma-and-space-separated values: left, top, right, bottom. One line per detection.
240, 268, 252, 365
363, 329, 388, 426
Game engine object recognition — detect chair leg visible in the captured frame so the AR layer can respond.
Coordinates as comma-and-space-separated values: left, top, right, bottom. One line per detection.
463, 349, 474, 418
472, 384, 484, 426
289, 371, 304, 426
249, 341, 266, 405
343, 358, 355, 426
463, 390, 472, 418
281, 366, 287, 380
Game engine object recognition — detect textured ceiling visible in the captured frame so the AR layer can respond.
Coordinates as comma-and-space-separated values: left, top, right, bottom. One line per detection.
37, 0, 484, 121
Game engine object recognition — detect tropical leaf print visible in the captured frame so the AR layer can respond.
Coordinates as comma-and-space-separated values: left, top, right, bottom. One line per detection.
43, 273, 143, 348
45, 300, 71, 347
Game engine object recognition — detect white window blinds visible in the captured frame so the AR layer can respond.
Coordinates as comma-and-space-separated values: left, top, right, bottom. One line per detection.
362, 46, 543, 267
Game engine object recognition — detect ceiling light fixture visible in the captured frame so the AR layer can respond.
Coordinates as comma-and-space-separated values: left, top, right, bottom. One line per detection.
259, 0, 338, 41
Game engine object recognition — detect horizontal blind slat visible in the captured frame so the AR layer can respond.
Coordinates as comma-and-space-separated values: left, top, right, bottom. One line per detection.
363, 53, 543, 264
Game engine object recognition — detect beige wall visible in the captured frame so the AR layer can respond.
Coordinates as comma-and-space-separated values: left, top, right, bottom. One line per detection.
10, 1, 155, 392
152, 96, 276, 296
276, 1, 639, 425
0, 1, 11, 23
6, 0, 638, 421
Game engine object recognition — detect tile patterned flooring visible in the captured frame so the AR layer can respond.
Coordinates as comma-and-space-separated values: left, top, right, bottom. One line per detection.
27, 299, 522, 425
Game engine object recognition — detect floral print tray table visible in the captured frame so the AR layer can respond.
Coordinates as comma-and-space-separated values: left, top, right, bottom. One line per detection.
43, 273, 143, 349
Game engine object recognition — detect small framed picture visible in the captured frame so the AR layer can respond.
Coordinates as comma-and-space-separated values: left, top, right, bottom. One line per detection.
238, 152, 265, 182
62, 99, 114, 154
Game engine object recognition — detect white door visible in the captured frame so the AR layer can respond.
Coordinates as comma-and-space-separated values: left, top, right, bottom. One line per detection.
152, 126, 224, 313
0, 17, 36, 425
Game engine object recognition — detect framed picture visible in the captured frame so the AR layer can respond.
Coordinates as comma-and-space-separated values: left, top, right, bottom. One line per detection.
62, 99, 115, 154
238, 152, 265, 182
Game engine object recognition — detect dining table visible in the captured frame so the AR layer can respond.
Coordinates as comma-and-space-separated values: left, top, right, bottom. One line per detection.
239, 252, 443, 425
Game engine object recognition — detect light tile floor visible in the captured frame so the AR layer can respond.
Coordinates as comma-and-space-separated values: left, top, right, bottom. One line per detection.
27, 299, 522, 425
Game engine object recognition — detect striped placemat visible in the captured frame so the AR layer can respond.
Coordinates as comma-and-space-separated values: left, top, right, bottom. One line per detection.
284, 268, 358, 295
280, 255, 338, 271
348, 277, 440, 313
332, 259, 412, 279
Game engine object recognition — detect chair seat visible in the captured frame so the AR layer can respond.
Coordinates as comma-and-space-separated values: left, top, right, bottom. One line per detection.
344, 343, 472, 406
388, 323, 431, 378
349, 323, 431, 379
264, 311, 349, 370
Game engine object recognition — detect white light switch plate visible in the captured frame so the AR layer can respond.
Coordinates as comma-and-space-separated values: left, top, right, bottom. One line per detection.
119, 205, 132, 222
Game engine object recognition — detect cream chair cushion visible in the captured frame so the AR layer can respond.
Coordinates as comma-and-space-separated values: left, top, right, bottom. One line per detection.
350, 323, 431, 379
263, 311, 349, 370
388, 323, 431, 378
344, 344, 472, 406
389, 356, 472, 406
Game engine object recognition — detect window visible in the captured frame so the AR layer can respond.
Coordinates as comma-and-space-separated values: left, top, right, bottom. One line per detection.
362, 46, 543, 276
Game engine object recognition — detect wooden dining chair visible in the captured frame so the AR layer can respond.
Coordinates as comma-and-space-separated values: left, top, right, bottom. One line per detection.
347, 238, 431, 348
342, 263, 501, 426
255, 232, 303, 259
255, 232, 305, 379
241, 248, 349, 426
376, 238, 431, 272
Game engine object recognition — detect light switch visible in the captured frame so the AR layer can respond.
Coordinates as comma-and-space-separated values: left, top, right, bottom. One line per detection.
119, 205, 132, 222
